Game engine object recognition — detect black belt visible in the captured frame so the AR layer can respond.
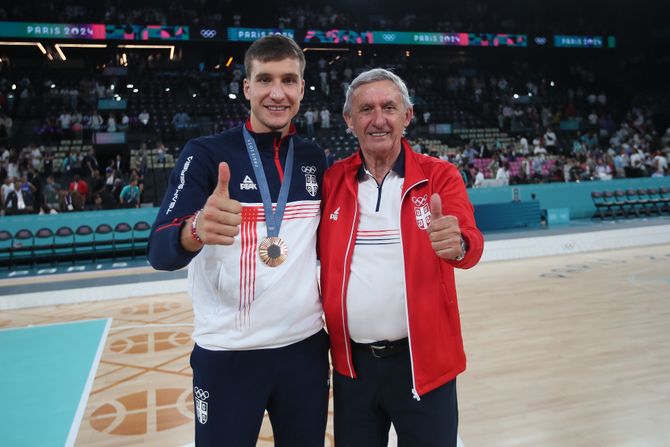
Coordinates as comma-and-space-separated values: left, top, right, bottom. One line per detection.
351, 338, 409, 358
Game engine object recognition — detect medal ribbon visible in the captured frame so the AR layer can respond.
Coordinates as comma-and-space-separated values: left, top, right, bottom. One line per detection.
242, 127, 294, 237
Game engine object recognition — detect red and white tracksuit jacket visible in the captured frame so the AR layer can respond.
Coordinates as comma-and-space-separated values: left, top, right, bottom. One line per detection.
318, 140, 484, 398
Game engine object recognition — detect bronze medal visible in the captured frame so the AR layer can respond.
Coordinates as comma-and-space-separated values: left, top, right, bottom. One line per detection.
259, 236, 288, 267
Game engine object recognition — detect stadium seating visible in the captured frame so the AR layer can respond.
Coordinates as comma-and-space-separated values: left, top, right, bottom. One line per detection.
33, 227, 56, 265
54, 226, 76, 264
591, 186, 670, 220
0, 221, 153, 269
591, 191, 615, 220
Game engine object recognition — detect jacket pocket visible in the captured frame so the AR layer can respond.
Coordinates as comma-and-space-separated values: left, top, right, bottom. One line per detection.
439, 280, 460, 336
215, 259, 244, 311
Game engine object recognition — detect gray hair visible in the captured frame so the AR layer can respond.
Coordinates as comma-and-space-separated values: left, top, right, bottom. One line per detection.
342, 68, 413, 116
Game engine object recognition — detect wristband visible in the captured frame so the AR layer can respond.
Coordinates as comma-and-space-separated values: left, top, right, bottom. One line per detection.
191, 209, 204, 244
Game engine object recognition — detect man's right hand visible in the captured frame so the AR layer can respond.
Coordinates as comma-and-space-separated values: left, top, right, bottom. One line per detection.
181, 162, 242, 252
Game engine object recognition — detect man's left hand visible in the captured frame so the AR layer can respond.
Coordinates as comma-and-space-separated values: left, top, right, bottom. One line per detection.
427, 193, 463, 260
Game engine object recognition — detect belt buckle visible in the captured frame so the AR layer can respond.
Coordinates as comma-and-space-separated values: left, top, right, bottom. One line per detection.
370, 344, 388, 358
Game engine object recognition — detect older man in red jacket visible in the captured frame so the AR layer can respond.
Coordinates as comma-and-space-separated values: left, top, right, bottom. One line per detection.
318, 68, 484, 447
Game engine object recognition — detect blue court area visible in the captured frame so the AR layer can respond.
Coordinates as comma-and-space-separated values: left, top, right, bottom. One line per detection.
0, 318, 111, 447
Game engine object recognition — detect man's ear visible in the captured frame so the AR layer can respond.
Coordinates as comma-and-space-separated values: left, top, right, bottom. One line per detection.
243, 78, 251, 100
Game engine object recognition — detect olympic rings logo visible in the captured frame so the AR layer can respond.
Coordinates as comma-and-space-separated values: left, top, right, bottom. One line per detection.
200, 29, 217, 39
194, 386, 210, 400
412, 195, 428, 206
301, 166, 317, 174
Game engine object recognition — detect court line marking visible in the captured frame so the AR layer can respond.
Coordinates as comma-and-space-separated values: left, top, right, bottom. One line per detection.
65, 318, 112, 447
113, 323, 195, 330
0, 278, 187, 311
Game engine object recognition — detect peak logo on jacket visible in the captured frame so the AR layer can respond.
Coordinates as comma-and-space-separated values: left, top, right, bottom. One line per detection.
302, 165, 318, 197
329, 206, 340, 221
412, 194, 431, 230
240, 175, 258, 190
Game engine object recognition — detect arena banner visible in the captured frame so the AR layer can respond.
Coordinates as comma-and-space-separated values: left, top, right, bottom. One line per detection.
0, 21, 189, 41
104, 24, 189, 41
466, 33, 527, 47
303, 29, 527, 47
0, 21, 106, 39
304, 29, 374, 44
373, 32, 469, 46
0, 21, 614, 49
227, 27, 295, 42
93, 131, 126, 144
97, 98, 127, 110
554, 35, 604, 48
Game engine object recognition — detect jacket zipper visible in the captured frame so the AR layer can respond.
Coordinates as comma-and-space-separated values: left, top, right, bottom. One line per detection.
273, 137, 284, 181
341, 196, 359, 377
399, 179, 428, 401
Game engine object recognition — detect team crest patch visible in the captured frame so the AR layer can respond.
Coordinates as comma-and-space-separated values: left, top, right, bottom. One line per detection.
194, 386, 210, 424
301, 166, 318, 196
412, 195, 431, 230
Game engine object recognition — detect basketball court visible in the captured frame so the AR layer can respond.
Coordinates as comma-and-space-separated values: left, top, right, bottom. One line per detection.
1, 217, 669, 446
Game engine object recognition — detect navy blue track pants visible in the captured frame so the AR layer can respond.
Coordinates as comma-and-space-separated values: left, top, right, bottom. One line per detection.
191, 330, 330, 446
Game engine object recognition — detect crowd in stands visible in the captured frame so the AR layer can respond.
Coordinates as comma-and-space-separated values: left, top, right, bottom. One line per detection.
0, 142, 146, 216
387, 53, 670, 187
2, 50, 669, 218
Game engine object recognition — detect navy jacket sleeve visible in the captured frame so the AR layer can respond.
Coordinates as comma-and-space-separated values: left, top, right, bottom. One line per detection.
147, 139, 214, 271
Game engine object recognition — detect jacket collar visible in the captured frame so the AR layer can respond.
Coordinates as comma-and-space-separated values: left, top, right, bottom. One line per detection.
244, 118, 297, 151
357, 145, 406, 181
346, 138, 426, 189
400, 138, 429, 191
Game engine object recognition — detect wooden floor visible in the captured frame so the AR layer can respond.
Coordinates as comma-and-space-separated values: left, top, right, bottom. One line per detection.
1, 243, 669, 447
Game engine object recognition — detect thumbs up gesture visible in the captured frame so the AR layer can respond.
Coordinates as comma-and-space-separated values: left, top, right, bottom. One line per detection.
213, 161, 232, 199
182, 162, 242, 251
427, 193, 464, 260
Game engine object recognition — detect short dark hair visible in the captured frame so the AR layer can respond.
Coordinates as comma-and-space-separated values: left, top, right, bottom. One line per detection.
244, 35, 305, 78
